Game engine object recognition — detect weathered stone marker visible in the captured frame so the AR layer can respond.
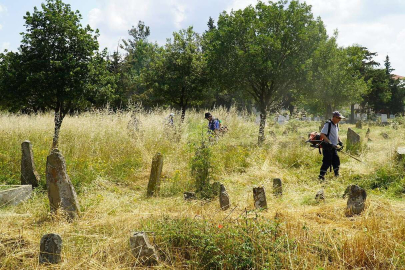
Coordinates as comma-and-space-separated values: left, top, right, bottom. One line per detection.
21, 141, 40, 187
396, 147, 405, 160
347, 128, 361, 150
39, 233, 62, 264
46, 149, 80, 220
253, 187, 267, 209
273, 178, 282, 197
315, 189, 325, 202
344, 185, 367, 217
381, 133, 389, 139
147, 153, 163, 197
366, 128, 370, 136
130, 232, 159, 266
219, 184, 230, 210
183, 192, 196, 200
355, 121, 362, 129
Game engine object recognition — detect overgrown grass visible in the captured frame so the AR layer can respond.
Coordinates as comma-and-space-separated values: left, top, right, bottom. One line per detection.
1, 109, 405, 269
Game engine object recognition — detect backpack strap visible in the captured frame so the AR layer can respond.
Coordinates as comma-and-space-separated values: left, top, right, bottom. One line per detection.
326, 120, 332, 138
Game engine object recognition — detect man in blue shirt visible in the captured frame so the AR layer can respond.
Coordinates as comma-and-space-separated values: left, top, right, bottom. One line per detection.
318, 111, 344, 181
205, 112, 220, 134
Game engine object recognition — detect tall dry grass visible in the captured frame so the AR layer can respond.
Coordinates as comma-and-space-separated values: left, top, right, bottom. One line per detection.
0, 109, 405, 269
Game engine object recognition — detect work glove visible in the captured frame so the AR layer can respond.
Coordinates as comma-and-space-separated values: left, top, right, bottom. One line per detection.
338, 141, 343, 147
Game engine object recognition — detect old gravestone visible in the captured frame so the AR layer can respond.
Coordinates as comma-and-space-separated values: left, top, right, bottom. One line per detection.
381, 133, 389, 139
39, 233, 62, 264
366, 128, 370, 137
273, 178, 282, 197
396, 147, 405, 160
130, 232, 159, 266
253, 187, 267, 209
355, 121, 362, 129
147, 153, 163, 197
344, 185, 367, 217
21, 141, 40, 187
219, 184, 230, 210
46, 149, 80, 220
381, 114, 388, 123
347, 128, 361, 151
315, 189, 325, 202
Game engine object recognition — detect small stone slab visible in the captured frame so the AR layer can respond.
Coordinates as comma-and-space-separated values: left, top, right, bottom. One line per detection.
46, 149, 80, 220
344, 185, 367, 217
366, 128, 370, 136
147, 153, 163, 197
219, 184, 230, 210
253, 187, 267, 209
183, 192, 196, 200
21, 141, 40, 187
381, 133, 389, 139
397, 147, 405, 160
0, 185, 32, 206
355, 121, 362, 129
39, 233, 62, 264
347, 128, 361, 149
315, 189, 324, 202
130, 232, 159, 266
273, 178, 282, 197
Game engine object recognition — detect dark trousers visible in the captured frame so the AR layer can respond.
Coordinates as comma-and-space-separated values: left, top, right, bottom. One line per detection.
319, 148, 340, 177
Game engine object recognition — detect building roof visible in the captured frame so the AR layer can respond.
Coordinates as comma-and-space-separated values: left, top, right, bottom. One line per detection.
393, 74, 405, 80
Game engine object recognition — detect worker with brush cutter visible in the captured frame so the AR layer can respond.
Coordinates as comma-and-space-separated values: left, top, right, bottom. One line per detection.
317, 111, 345, 181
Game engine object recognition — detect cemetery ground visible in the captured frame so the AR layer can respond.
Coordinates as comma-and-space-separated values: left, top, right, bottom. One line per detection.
1, 109, 405, 269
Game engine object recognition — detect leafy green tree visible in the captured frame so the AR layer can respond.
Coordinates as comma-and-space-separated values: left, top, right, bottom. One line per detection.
302, 35, 369, 118
385, 56, 405, 115
143, 27, 208, 122
118, 21, 158, 107
205, 0, 327, 144
0, 0, 114, 148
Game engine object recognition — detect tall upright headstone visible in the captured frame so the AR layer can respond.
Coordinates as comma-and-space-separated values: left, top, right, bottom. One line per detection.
273, 178, 282, 197
39, 233, 62, 264
147, 153, 163, 197
381, 114, 388, 123
253, 187, 267, 209
219, 184, 230, 210
46, 149, 80, 220
21, 141, 40, 187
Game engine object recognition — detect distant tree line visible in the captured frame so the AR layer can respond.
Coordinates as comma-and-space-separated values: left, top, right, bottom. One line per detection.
1, 0, 404, 144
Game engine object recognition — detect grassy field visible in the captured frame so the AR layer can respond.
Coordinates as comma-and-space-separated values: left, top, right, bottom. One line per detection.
1, 109, 405, 269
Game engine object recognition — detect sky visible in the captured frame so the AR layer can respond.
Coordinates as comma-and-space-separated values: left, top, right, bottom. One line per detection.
1, 0, 405, 75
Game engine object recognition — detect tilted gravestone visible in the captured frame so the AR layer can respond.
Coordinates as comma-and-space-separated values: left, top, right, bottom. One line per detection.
344, 185, 367, 217
46, 149, 80, 220
366, 128, 370, 137
347, 128, 361, 151
147, 153, 163, 197
39, 233, 62, 264
219, 184, 230, 210
253, 187, 267, 209
21, 141, 40, 187
130, 232, 159, 266
273, 178, 282, 197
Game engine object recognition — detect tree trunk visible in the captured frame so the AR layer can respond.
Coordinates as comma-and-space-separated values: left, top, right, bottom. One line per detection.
52, 110, 65, 149
325, 104, 333, 120
258, 112, 266, 146
180, 106, 186, 123
350, 104, 355, 124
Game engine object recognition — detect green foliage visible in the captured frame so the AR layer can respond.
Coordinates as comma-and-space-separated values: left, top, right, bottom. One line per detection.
141, 215, 287, 269
205, 0, 327, 142
191, 140, 215, 198
301, 36, 369, 117
142, 27, 209, 120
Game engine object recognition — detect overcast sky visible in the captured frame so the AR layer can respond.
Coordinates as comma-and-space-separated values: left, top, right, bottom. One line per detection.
1, 0, 405, 75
